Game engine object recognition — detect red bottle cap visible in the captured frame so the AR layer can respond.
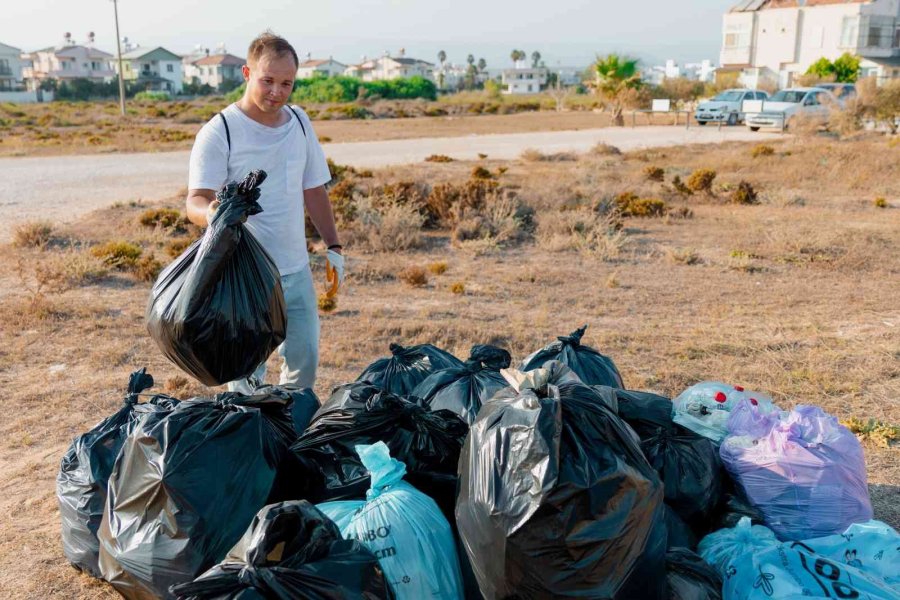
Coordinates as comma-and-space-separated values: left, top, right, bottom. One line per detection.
714, 391, 727, 403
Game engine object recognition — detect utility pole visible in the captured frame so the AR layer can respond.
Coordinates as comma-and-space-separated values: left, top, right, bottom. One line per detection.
112, 0, 126, 116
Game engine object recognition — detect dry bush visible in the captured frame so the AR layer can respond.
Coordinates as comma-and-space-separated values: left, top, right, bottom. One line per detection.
329, 178, 359, 224
470, 166, 494, 180
665, 247, 702, 265
426, 178, 501, 226
318, 294, 337, 312
874, 197, 888, 208
671, 175, 693, 197
428, 261, 448, 275
520, 148, 577, 162
730, 181, 759, 205
686, 169, 716, 193
751, 144, 775, 158
12, 221, 55, 248
134, 254, 163, 281
165, 237, 196, 258
644, 165, 665, 182
90, 240, 143, 269
788, 112, 824, 138
425, 154, 454, 163
614, 192, 668, 217
399, 265, 428, 286
450, 281, 465, 294
450, 194, 531, 250
536, 209, 627, 260
349, 197, 426, 252
591, 142, 622, 156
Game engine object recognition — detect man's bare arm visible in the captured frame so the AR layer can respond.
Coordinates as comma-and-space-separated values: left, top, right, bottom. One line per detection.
304, 185, 341, 251
186, 189, 217, 227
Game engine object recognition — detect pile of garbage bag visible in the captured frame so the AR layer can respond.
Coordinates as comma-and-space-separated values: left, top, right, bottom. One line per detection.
59, 315, 889, 600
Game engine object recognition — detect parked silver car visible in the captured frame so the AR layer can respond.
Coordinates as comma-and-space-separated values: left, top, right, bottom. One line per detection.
745, 87, 840, 131
694, 89, 769, 126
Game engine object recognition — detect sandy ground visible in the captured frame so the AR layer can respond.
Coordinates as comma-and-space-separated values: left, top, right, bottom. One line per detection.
0, 126, 782, 240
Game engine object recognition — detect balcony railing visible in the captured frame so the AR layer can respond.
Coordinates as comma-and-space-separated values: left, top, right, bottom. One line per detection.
0, 67, 13, 76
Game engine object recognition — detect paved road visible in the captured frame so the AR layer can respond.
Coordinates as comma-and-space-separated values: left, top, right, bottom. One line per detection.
0, 126, 782, 240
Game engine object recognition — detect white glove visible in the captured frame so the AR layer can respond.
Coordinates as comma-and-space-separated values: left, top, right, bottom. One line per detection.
205, 199, 220, 225
326, 249, 345, 286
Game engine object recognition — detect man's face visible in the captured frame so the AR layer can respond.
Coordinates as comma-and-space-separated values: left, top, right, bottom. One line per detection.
242, 54, 297, 113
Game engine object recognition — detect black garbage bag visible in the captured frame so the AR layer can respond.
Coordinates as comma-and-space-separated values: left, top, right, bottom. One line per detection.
57, 368, 179, 578
356, 342, 463, 395
98, 390, 298, 600
598, 386, 724, 528
456, 367, 667, 599
147, 170, 287, 386
518, 325, 624, 388
665, 505, 698, 551
666, 549, 723, 600
253, 383, 320, 435
312, 380, 383, 421
292, 392, 468, 521
411, 344, 512, 425
170, 500, 392, 600
710, 483, 767, 531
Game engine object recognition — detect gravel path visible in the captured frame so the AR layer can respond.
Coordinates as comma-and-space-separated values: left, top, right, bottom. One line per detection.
0, 126, 782, 240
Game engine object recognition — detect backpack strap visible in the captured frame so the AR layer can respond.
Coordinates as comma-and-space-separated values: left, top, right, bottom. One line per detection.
217, 112, 231, 153
286, 105, 307, 137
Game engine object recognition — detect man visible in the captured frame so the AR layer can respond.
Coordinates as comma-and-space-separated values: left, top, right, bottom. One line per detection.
185, 31, 343, 392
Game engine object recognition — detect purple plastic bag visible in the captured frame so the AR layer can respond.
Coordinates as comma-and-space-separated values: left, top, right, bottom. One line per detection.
720, 405, 872, 541
727, 398, 782, 439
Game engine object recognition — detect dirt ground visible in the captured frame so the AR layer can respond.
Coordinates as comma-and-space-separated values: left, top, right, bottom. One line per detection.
0, 133, 897, 598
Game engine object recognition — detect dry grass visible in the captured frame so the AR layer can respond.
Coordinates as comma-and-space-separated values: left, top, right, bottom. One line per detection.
0, 134, 898, 599
12, 221, 55, 248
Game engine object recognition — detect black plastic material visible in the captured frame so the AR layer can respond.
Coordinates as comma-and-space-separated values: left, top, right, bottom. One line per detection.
170, 500, 392, 600
411, 344, 512, 425
146, 170, 287, 386
518, 325, 624, 388
665, 504, 698, 551
666, 548, 723, 600
456, 379, 667, 599
711, 484, 767, 531
57, 369, 179, 578
601, 386, 724, 528
312, 380, 383, 421
98, 389, 298, 599
252, 383, 320, 435
292, 392, 468, 520
355, 343, 463, 396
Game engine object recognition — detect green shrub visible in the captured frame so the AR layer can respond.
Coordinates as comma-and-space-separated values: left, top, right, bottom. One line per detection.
614, 192, 668, 217
687, 168, 717, 193
139, 208, 186, 230
134, 91, 172, 102
90, 240, 143, 269
730, 181, 760, 205
751, 144, 775, 158
874, 197, 888, 208
644, 165, 665, 181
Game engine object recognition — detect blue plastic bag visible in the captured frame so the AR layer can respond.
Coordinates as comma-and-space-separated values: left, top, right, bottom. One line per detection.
673, 381, 776, 443
722, 542, 900, 600
698, 517, 780, 577
317, 441, 464, 599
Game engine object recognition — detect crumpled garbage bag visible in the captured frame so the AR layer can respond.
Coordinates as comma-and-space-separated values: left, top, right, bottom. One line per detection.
698, 517, 780, 578
292, 391, 468, 521
667, 548, 723, 600
252, 383, 320, 435
57, 368, 178, 578
147, 170, 287, 386
599, 386, 723, 528
456, 365, 666, 599
98, 389, 298, 600
412, 344, 511, 424
169, 500, 392, 599
317, 442, 463, 599
720, 405, 872, 540
356, 342, 463, 396
518, 325, 624, 388
313, 380, 382, 421
672, 381, 776, 444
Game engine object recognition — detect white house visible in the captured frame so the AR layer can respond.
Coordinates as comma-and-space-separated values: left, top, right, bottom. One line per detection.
644, 59, 717, 85
115, 45, 183, 94
501, 66, 548, 94
21, 33, 115, 90
0, 42, 26, 90
344, 52, 434, 81
720, 0, 900, 88
186, 52, 245, 91
297, 56, 347, 79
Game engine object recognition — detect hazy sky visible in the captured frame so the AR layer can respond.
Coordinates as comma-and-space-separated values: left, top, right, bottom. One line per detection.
2, 0, 729, 68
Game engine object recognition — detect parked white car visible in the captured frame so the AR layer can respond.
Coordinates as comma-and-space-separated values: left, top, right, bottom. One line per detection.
694, 89, 769, 126
745, 87, 840, 131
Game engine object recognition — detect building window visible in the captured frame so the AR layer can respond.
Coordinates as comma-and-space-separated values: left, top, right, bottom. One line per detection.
167, 63, 174, 72
724, 22, 751, 49
840, 16, 859, 48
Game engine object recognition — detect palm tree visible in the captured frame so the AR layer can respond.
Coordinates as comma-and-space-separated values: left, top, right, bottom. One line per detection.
467, 54, 475, 66
438, 50, 446, 65
593, 53, 642, 126
477, 58, 487, 73
531, 51, 541, 68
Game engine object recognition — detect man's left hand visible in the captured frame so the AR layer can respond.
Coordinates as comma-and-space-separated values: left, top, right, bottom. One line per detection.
326, 249, 345, 287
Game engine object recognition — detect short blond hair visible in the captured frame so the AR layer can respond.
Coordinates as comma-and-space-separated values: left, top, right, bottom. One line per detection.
247, 30, 299, 68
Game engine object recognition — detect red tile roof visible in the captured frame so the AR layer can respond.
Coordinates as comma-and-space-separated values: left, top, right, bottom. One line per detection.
193, 53, 244, 66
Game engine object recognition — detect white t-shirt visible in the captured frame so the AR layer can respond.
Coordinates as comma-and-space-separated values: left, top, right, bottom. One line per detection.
188, 103, 331, 276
